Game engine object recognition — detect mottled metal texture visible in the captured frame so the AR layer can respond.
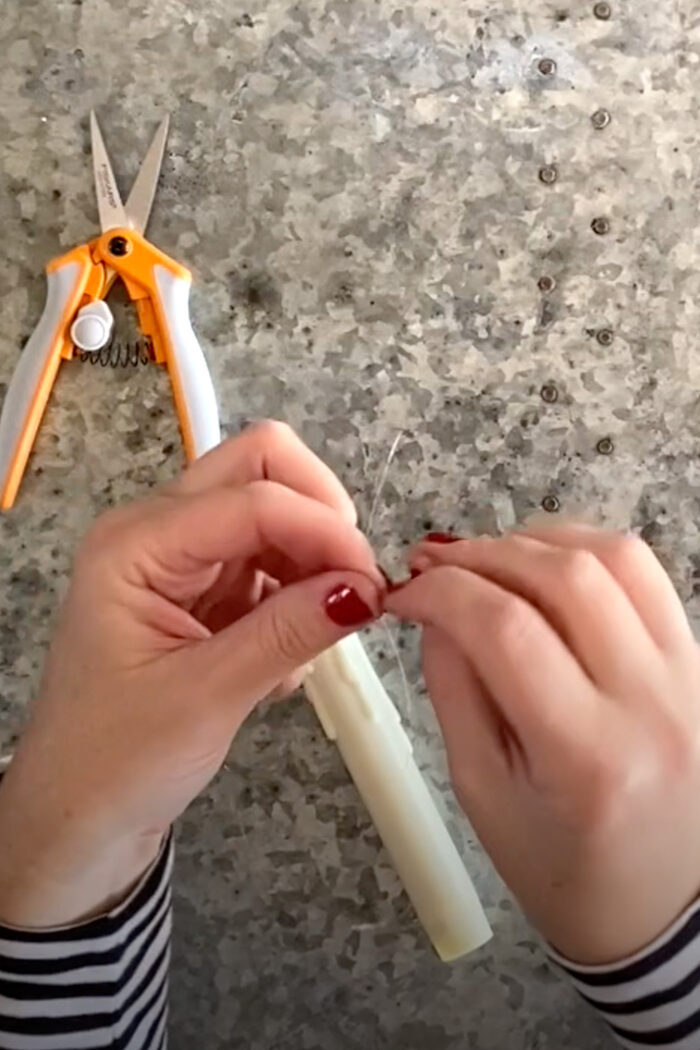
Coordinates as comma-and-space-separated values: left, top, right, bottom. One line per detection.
0, 0, 696, 1046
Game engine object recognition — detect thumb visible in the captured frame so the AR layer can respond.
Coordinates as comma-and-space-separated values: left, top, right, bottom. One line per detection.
195, 571, 382, 713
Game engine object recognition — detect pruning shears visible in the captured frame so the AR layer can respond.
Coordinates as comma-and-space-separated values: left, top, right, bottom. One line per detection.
0, 112, 221, 509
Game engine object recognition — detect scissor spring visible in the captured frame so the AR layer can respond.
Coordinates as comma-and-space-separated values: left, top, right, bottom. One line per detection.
80, 340, 153, 368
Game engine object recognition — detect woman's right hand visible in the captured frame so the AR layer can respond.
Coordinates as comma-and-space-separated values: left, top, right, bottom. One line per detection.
386, 525, 700, 965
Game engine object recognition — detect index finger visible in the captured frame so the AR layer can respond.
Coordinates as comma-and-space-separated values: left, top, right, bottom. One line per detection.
176, 421, 358, 525
385, 566, 599, 761
519, 523, 692, 650
106, 480, 382, 599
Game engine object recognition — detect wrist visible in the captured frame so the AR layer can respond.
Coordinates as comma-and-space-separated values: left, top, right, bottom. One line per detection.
0, 767, 162, 928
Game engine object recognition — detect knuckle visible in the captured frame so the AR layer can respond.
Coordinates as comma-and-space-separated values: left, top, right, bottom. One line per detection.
424, 565, 473, 605
433, 565, 468, 586
489, 595, 536, 652
559, 549, 599, 593
655, 713, 700, 778
607, 532, 650, 577
262, 603, 310, 666
568, 756, 626, 834
249, 419, 296, 451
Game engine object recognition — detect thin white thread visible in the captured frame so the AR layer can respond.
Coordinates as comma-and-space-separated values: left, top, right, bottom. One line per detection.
366, 430, 403, 540
380, 617, 414, 723
363, 429, 414, 722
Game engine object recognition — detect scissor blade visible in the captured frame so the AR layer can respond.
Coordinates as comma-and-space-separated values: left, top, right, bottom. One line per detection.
124, 115, 170, 235
90, 111, 129, 232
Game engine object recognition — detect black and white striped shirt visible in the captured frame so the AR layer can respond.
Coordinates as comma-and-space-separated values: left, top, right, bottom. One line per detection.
551, 899, 700, 1049
0, 836, 172, 1050
1, 838, 699, 1049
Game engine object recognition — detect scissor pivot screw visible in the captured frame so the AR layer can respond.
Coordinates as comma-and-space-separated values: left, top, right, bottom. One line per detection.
541, 495, 560, 513
109, 235, 131, 257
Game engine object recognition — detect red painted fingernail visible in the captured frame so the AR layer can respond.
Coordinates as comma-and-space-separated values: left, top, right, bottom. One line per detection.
425, 532, 460, 544
324, 585, 375, 627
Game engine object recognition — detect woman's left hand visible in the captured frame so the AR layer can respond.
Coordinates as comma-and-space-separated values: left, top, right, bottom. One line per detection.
0, 422, 383, 927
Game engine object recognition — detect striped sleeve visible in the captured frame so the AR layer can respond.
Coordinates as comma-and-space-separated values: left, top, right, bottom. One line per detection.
550, 898, 700, 1049
0, 833, 173, 1050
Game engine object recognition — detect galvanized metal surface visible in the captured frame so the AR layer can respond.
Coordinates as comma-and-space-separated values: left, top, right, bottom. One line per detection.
2, 1, 699, 1046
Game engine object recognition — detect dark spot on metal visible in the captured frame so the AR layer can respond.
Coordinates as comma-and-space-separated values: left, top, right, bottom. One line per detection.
539, 164, 558, 185
591, 216, 610, 235
333, 282, 353, 305
591, 108, 611, 130
596, 437, 614, 455
542, 495, 560, 513
593, 1, 612, 19
641, 521, 661, 545
538, 275, 556, 292
540, 383, 559, 403
538, 57, 557, 76
538, 299, 557, 330
596, 327, 614, 346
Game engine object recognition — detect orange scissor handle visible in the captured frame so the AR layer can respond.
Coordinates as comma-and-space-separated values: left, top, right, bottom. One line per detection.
93, 229, 220, 461
0, 230, 220, 509
0, 246, 102, 509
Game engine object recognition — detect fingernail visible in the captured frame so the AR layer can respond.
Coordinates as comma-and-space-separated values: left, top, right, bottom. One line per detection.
425, 532, 460, 544
324, 585, 375, 627
410, 567, 422, 579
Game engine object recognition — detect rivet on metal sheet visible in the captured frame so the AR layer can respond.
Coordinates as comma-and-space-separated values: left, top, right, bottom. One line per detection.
593, 1, 612, 19
591, 216, 610, 235
542, 495, 560, 513
591, 108, 611, 130
539, 164, 558, 185
540, 383, 559, 404
538, 57, 557, 76
538, 275, 556, 292
596, 437, 614, 455
596, 328, 614, 346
